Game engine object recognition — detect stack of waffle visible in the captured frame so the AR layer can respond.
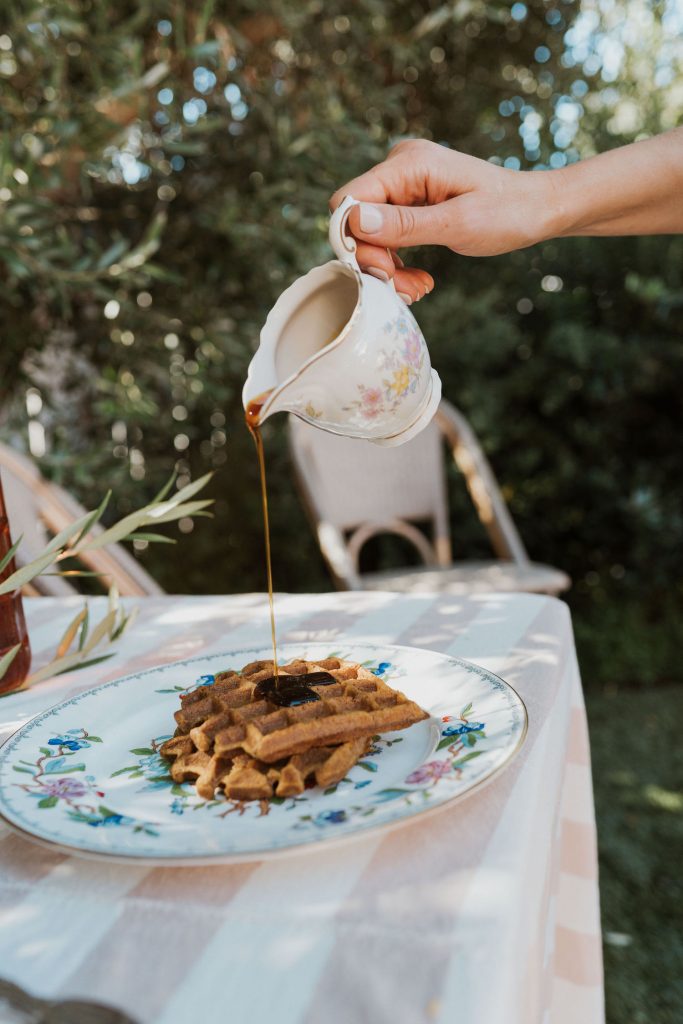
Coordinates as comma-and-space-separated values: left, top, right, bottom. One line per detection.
160, 657, 428, 802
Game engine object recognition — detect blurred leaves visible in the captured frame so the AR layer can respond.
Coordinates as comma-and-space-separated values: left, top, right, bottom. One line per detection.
0, 471, 212, 596
0, 0, 681, 688
0, 470, 212, 686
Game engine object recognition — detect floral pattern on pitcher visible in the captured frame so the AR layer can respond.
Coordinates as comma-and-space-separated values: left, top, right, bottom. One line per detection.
303, 402, 323, 419
343, 314, 426, 422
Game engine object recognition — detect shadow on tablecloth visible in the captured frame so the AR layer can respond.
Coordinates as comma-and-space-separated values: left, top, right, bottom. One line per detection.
0, 977, 139, 1024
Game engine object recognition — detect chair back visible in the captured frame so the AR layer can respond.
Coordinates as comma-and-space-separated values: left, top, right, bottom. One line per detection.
288, 414, 452, 579
0, 441, 163, 596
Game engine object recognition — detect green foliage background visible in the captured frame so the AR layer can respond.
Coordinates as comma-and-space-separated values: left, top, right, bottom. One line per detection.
1, 0, 682, 689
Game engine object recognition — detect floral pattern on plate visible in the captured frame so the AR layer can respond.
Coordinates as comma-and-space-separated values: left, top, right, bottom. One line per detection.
11, 728, 159, 836
292, 701, 487, 831
0, 643, 527, 862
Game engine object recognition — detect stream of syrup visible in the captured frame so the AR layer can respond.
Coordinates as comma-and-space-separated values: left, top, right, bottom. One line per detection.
245, 394, 279, 676
245, 395, 338, 705
244, 322, 346, 698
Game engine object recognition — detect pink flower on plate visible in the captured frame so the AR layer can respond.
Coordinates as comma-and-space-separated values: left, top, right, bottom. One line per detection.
406, 760, 452, 785
42, 777, 89, 799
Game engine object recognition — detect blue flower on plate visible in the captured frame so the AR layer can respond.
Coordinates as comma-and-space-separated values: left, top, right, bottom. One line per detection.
141, 777, 173, 793
181, 673, 216, 696
315, 809, 347, 826
103, 814, 126, 827
170, 798, 185, 816
139, 753, 166, 772
371, 662, 391, 677
48, 733, 90, 751
88, 813, 124, 828
442, 722, 484, 737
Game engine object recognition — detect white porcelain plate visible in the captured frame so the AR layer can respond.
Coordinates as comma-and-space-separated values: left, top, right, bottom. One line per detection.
0, 643, 527, 864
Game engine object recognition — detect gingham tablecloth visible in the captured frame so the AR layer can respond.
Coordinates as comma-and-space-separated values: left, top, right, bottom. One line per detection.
0, 592, 603, 1024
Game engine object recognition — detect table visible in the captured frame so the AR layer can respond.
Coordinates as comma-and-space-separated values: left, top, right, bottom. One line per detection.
0, 592, 604, 1024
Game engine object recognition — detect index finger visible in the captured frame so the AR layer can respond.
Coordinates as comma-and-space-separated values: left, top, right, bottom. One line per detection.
329, 165, 391, 212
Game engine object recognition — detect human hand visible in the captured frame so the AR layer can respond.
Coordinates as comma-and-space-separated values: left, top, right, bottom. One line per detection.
329, 139, 556, 302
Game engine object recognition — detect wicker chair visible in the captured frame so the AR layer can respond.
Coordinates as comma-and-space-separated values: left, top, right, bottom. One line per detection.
0, 441, 163, 596
289, 400, 570, 596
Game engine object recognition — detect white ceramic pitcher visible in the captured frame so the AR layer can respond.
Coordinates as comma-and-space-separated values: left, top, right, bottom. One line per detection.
242, 195, 441, 446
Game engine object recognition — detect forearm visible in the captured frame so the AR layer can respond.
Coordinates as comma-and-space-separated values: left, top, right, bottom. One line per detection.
330, 133, 682, 294
544, 129, 683, 239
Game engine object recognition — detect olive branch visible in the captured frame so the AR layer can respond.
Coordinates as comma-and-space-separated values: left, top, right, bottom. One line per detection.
0, 472, 213, 690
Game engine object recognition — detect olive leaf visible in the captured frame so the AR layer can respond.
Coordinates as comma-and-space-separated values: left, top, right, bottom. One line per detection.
0, 644, 21, 680
0, 473, 212, 603
0, 536, 22, 576
0, 551, 61, 597
1, 473, 212, 689
55, 606, 88, 659
21, 594, 135, 688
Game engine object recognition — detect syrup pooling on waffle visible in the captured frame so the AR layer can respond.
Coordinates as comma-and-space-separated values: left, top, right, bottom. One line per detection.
172, 658, 428, 764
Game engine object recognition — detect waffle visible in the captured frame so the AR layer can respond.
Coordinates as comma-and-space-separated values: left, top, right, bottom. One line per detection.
160, 731, 371, 800
160, 656, 428, 803
174, 657, 428, 764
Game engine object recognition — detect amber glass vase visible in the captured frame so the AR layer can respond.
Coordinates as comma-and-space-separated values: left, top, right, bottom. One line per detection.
0, 472, 31, 694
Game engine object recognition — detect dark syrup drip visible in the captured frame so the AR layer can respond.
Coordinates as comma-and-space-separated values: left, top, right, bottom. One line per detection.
245, 394, 279, 676
254, 671, 337, 707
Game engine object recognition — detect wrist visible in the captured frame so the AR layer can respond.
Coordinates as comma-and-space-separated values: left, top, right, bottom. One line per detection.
532, 165, 579, 241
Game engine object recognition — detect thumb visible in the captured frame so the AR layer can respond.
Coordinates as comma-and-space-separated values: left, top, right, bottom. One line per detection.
348, 201, 451, 249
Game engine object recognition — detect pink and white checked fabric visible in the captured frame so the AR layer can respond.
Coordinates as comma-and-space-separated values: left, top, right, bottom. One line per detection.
0, 592, 604, 1024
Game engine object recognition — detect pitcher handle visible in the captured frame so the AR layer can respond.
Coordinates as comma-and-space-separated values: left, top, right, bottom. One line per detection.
329, 195, 397, 290
328, 195, 361, 270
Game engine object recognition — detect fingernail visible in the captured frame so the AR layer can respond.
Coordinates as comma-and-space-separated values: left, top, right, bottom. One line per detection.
359, 203, 383, 234
366, 267, 390, 282
397, 291, 413, 305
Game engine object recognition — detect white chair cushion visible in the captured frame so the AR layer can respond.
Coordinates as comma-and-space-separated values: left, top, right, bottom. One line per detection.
360, 561, 570, 596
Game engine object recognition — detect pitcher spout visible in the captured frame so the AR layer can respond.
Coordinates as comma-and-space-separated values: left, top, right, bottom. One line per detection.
243, 254, 360, 424
242, 344, 279, 421
242, 350, 304, 425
